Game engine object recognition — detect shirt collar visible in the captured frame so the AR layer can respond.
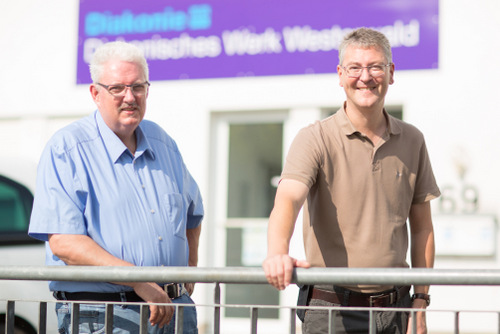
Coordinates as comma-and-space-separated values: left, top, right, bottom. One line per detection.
338, 103, 401, 137
135, 124, 156, 160
386, 111, 402, 135
94, 111, 155, 163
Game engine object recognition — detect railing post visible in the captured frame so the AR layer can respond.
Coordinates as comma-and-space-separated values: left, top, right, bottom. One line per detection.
410, 309, 417, 334
214, 282, 221, 334
140, 304, 148, 334
175, 305, 184, 334
290, 308, 296, 334
105, 303, 114, 333
38, 301, 47, 334
498, 311, 500, 334
250, 307, 258, 334
71, 303, 80, 334
368, 309, 375, 334
328, 308, 335, 334
454, 311, 460, 334
6, 300, 14, 334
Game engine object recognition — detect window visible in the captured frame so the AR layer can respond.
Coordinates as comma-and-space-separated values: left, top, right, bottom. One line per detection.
0, 175, 40, 245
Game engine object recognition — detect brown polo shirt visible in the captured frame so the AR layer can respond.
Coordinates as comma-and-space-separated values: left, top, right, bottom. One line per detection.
281, 106, 441, 292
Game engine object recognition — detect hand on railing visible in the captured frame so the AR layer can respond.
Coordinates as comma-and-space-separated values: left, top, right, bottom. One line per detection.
263, 254, 310, 290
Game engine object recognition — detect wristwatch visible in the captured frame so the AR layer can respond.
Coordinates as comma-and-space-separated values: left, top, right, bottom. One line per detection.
412, 293, 430, 306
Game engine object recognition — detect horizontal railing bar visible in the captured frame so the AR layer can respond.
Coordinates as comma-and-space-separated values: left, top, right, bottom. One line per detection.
1, 266, 500, 286
3, 298, 495, 314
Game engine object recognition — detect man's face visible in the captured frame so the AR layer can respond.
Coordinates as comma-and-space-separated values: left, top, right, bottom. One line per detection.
90, 60, 148, 139
337, 45, 394, 112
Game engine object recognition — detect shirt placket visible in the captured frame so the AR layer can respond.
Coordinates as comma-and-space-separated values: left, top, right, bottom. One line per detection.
132, 157, 163, 263
371, 133, 389, 173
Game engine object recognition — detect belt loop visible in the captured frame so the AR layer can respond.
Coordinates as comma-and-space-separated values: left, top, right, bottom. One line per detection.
179, 283, 186, 297
58, 291, 67, 300
119, 292, 127, 302
342, 289, 350, 306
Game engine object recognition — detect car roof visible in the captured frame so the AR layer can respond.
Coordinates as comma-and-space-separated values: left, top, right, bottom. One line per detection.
0, 158, 37, 192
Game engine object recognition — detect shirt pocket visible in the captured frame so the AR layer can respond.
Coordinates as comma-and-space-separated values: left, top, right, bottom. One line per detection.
164, 193, 187, 239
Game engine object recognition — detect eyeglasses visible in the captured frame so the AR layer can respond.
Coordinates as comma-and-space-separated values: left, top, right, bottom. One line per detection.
97, 81, 150, 97
341, 64, 391, 78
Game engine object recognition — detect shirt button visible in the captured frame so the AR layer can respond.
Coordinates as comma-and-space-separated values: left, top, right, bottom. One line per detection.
142, 184, 145, 189
158, 236, 163, 241
150, 209, 155, 214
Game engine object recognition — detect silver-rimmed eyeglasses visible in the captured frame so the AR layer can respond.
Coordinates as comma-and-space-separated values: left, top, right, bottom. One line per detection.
97, 81, 150, 97
341, 64, 391, 78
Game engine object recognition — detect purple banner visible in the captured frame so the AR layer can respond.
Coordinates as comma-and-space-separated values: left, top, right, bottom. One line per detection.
77, 0, 439, 83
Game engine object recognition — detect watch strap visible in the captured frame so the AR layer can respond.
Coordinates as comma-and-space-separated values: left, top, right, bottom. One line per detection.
412, 293, 430, 306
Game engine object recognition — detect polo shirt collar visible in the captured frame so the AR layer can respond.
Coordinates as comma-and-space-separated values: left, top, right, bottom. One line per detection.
338, 103, 402, 137
338, 104, 358, 136
94, 111, 155, 163
386, 112, 402, 135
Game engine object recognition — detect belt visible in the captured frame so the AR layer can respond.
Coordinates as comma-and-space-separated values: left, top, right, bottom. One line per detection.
311, 286, 411, 307
54, 283, 185, 302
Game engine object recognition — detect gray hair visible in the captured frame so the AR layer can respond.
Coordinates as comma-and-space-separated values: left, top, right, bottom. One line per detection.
89, 41, 149, 83
338, 28, 392, 65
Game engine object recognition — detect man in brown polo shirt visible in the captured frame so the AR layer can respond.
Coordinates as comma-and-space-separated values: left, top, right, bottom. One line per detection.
263, 27, 440, 334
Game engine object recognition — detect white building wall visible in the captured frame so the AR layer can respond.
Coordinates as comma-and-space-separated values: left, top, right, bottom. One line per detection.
2, 0, 500, 332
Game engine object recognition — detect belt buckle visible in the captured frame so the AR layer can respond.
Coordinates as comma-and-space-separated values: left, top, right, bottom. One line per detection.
369, 291, 395, 307
164, 283, 180, 299
368, 292, 397, 307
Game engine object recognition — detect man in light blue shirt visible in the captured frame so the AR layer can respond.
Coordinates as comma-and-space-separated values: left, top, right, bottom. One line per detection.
29, 41, 203, 333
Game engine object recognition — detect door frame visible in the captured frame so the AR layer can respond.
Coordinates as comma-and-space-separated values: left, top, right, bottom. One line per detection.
206, 107, 323, 332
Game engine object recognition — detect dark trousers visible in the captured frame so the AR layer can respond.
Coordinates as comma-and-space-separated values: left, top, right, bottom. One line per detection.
302, 289, 411, 334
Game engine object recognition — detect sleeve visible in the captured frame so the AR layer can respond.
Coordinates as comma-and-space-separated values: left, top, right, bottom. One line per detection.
412, 140, 441, 204
28, 141, 88, 241
168, 135, 203, 230
184, 164, 204, 230
281, 124, 323, 189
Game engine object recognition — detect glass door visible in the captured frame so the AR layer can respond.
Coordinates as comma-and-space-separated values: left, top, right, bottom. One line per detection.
225, 122, 282, 318
209, 111, 286, 332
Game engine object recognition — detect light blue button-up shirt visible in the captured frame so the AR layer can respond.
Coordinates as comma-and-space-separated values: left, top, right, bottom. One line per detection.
29, 111, 204, 292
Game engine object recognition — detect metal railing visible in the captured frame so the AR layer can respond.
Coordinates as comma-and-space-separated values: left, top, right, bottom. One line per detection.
2, 266, 500, 333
